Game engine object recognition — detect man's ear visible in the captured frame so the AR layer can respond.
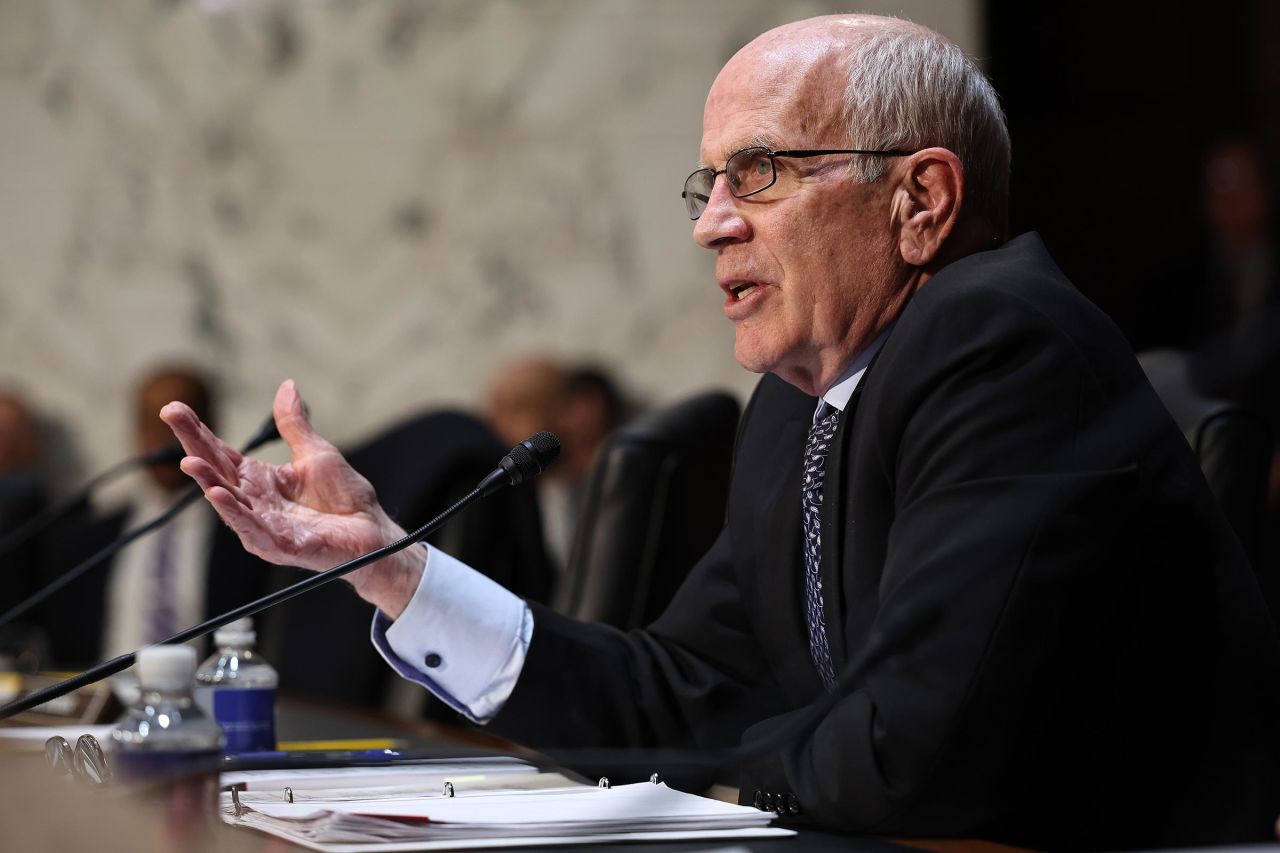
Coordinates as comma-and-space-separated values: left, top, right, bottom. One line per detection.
894, 147, 964, 268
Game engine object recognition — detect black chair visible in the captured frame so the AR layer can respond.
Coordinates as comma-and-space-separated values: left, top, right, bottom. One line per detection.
262, 410, 552, 712
1139, 348, 1273, 569
557, 391, 741, 629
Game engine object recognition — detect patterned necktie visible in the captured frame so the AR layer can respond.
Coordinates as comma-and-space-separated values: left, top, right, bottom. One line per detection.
146, 524, 176, 643
801, 402, 840, 692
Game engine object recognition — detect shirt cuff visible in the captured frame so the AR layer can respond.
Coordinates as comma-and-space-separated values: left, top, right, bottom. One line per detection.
370, 544, 533, 723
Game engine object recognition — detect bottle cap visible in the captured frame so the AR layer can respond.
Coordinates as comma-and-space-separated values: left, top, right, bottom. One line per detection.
136, 645, 197, 692
214, 617, 255, 648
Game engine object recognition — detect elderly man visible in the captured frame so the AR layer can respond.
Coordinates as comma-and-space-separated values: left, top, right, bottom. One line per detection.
162, 15, 1280, 849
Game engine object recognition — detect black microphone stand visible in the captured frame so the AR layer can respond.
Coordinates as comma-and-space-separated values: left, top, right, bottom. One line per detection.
0, 443, 183, 563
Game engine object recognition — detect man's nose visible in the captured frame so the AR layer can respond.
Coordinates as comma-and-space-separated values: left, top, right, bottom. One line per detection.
693, 178, 751, 249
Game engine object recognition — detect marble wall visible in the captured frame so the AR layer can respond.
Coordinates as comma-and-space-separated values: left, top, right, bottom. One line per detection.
0, 0, 980, 490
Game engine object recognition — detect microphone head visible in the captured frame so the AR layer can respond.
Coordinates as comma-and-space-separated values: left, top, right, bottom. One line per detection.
522, 431, 561, 468
140, 442, 185, 467
242, 401, 309, 453
241, 413, 282, 453
502, 432, 561, 485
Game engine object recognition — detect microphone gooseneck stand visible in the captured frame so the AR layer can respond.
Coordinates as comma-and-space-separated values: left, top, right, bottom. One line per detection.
0, 442, 184, 564
0, 432, 561, 720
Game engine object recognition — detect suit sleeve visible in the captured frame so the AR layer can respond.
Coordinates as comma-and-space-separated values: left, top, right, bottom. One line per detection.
736, 282, 1165, 834
488, 378, 790, 775
490, 526, 784, 763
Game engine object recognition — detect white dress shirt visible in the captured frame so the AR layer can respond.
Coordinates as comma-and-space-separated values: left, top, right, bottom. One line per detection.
102, 484, 214, 658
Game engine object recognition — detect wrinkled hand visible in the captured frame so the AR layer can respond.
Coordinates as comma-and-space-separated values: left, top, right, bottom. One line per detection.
159, 379, 422, 618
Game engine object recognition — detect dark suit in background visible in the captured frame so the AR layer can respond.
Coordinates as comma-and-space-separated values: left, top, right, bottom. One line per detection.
0, 473, 49, 663
488, 233, 1280, 850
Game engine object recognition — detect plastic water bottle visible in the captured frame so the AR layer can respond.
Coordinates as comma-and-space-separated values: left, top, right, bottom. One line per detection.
109, 645, 225, 783
195, 617, 278, 754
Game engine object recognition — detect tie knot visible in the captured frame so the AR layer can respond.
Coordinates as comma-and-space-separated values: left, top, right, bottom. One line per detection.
810, 404, 839, 442
805, 408, 840, 460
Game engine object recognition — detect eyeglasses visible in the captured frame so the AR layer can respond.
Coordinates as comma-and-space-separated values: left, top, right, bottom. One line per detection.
681, 146, 915, 220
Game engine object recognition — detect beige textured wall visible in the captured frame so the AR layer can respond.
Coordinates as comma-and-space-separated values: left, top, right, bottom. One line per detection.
0, 0, 981, 490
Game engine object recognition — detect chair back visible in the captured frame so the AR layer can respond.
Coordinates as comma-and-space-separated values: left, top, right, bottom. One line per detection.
558, 391, 740, 628
1139, 348, 1273, 568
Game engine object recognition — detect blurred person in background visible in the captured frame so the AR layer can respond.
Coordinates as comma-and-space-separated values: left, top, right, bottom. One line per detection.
1192, 140, 1280, 374
0, 391, 45, 547
1199, 139, 1279, 333
0, 391, 50, 668
1188, 140, 1280, 514
1139, 138, 1278, 355
485, 356, 630, 577
43, 366, 267, 667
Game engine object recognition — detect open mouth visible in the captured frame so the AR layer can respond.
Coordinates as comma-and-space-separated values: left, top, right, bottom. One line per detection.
729, 282, 759, 300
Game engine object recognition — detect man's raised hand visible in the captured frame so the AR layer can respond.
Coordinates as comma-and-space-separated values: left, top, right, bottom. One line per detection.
159, 379, 423, 618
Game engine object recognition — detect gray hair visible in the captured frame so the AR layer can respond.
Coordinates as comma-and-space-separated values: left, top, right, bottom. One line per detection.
840, 21, 1011, 237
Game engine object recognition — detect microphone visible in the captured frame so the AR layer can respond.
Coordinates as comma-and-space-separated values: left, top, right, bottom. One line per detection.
238, 411, 284, 455
138, 442, 185, 467
0, 415, 285, 632
477, 432, 561, 496
0, 432, 561, 720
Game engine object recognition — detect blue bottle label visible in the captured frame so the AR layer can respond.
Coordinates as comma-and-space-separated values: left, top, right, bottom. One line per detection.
212, 687, 277, 754
114, 748, 222, 783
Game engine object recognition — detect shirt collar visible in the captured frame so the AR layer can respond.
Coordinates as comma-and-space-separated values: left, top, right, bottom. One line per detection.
820, 323, 894, 415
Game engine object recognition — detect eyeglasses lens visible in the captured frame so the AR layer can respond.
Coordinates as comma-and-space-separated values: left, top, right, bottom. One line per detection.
728, 148, 774, 196
683, 149, 778, 220
683, 170, 713, 220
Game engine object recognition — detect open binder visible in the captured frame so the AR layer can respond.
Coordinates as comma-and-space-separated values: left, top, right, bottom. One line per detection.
220, 760, 793, 851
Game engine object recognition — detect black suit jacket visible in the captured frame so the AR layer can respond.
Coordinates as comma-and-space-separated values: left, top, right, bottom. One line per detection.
488, 234, 1280, 850
41, 501, 271, 668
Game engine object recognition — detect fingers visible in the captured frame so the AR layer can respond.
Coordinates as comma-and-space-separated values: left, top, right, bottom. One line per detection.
204, 485, 290, 563
159, 400, 244, 483
273, 379, 336, 458
179, 456, 255, 509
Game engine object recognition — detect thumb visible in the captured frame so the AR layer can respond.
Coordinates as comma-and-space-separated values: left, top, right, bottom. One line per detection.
272, 379, 330, 457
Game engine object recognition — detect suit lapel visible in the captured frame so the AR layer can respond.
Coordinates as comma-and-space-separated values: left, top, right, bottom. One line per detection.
818, 336, 893, 678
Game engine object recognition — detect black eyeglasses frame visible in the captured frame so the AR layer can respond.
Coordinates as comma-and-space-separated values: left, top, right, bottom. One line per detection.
681, 146, 916, 220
